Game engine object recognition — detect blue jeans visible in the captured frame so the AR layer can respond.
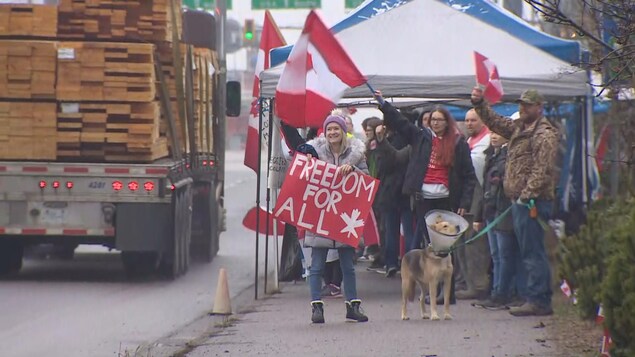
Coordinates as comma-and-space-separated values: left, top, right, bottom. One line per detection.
382, 205, 414, 270
487, 224, 527, 299
310, 247, 357, 301
512, 200, 553, 307
401, 205, 415, 254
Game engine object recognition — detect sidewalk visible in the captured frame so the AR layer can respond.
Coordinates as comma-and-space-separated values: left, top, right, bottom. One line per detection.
186, 261, 558, 357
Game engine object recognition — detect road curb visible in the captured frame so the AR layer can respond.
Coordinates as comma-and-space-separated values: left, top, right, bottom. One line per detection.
133, 281, 274, 357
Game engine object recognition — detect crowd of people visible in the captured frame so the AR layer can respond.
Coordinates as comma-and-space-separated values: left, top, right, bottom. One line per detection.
281, 87, 559, 323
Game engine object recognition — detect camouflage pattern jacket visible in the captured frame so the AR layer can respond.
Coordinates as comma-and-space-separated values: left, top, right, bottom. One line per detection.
474, 104, 559, 201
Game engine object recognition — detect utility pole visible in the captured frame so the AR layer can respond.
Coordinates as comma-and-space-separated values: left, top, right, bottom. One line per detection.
217, 0, 227, 186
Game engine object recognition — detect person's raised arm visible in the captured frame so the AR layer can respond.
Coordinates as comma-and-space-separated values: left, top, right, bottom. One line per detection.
373, 90, 427, 145
280, 120, 306, 149
471, 87, 516, 140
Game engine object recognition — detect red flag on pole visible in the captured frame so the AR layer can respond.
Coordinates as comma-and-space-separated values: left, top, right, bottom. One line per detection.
244, 11, 286, 172
242, 206, 285, 236
473, 51, 504, 104
275, 10, 366, 129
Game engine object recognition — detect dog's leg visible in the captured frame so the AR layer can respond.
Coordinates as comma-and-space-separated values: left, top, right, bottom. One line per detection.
443, 271, 453, 320
429, 278, 440, 321
401, 270, 415, 320
401, 277, 411, 321
419, 282, 429, 319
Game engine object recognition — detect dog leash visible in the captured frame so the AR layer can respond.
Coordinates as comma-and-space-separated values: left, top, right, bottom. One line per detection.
444, 206, 512, 253
442, 200, 550, 254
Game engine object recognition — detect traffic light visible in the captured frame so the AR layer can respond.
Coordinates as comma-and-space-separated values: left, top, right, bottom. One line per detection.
244, 19, 255, 46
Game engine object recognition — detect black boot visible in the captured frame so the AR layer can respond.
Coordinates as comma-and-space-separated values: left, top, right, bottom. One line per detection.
311, 301, 325, 323
345, 299, 369, 322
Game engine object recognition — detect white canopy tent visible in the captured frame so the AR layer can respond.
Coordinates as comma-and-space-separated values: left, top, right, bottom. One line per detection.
260, 0, 588, 100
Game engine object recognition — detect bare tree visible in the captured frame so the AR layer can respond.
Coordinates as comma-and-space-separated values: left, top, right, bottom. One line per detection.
525, 0, 634, 95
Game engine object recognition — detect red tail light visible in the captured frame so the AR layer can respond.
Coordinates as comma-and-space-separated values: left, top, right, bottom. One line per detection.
52, 181, 60, 189
143, 182, 155, 191
170, 184, 176, 191
39, 180, 47, 189
128, 181, 139, 191
66, 181, 74, 189
112, 181, 123, 191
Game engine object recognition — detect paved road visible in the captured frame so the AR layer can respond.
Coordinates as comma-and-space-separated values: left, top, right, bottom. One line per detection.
186, 264, 557, 357
0, 150, 271, 357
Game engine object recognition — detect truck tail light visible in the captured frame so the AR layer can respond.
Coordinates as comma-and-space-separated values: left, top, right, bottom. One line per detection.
143, 182, 155, 191
39, 180, 47, 189
128, 181, 139, 191
52, 181, 60, 189
112, 181, 123, 191
66, 181, 74, 189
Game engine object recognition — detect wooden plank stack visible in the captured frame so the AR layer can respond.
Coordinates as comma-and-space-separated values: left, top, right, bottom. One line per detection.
56, 42, 156, 102
0, 4, 58, 38
0, 40, 57, 99
57, 102, 167, 162
57, 0, 181, 43
0, 102, 57, 160
0, 1, 196, 163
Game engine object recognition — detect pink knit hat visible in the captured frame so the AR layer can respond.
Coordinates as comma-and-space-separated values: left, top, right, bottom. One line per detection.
322, 115, 347, 134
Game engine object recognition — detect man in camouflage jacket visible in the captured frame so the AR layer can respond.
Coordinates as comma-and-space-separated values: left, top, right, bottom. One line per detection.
471, 88, 558, 317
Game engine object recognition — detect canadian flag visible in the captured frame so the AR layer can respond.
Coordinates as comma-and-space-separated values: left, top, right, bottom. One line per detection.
473, 51, 504, 104
275, 10, 366, 128
560, 279, 572, 298
244, 11, 286, 172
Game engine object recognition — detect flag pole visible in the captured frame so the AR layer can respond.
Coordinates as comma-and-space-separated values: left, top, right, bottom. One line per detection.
255, 93, 263, 300
264, 98, 274, 295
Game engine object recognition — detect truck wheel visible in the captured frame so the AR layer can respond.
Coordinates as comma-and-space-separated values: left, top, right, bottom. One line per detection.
159, 185, 192, 279
121, 251, 160, 279
0, 240, 24, 275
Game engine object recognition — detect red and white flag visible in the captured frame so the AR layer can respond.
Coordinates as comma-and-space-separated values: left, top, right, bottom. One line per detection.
244, 11, 286, 172
473, 51, 504, 104
275, 10, 366, 129
560, 279, 572, 298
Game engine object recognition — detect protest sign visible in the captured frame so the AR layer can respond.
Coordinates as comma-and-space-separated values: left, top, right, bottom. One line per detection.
273, 153, 378, 247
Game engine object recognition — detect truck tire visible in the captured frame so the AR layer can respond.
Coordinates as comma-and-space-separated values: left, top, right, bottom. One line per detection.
160, 185, 192, 279
191, 181, 219, 263
0, 239, 24, 275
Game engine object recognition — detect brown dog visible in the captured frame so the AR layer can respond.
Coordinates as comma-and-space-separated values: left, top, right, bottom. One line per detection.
400, 246, 453, 321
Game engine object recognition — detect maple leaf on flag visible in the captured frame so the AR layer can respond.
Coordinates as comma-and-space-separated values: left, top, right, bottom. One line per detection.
340, 209, 365, 238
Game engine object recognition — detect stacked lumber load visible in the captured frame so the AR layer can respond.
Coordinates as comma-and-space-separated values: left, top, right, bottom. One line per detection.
0, 40, 57, 99
57, 102, 168, 162
156, 43, 216, 153
0, 102, 57, 160
0, 4, 58, 38
192, 48, 216, 152
57, 0, 181, 43
0, 1, 189, 163
56, 42, 155, 102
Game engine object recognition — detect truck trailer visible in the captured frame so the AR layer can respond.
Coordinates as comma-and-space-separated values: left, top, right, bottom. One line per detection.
0, 3, 240, 278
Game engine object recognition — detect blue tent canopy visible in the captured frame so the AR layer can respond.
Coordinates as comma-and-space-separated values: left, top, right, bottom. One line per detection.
270, 0, 581, 67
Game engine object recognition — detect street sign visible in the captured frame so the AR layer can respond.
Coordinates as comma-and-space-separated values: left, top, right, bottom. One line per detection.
251, 0, 321, 10
345, 0, 364, 9
183, 0, 233, 10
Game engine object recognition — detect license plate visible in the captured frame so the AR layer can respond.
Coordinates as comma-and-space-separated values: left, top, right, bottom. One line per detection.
40, 208, 66, 225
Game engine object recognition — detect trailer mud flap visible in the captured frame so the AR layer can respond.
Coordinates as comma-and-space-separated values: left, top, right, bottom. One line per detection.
115, 203, 172, 252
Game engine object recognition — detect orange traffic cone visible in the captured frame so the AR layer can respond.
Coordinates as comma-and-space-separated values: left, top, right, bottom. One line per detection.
212, 268, 232, 315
